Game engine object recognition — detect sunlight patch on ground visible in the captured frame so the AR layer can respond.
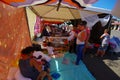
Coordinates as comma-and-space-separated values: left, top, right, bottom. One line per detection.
103, 59, 120, 77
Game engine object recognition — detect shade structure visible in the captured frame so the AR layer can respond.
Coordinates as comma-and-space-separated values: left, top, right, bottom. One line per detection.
29, 4, 81, 21
1, 0, 98, 21
0, 0, 99, 80
1, 0, 97, 8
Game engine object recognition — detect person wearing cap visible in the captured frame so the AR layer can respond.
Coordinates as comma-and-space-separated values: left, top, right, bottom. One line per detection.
75, 21, 87, 65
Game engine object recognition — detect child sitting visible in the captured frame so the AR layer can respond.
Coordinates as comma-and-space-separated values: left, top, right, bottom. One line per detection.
46, 42, 63, 58
19, 46, 51, 80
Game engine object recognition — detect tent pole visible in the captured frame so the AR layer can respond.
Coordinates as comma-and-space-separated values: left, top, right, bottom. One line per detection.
24, 7, 32, 42
57, 0, 62, 11
29, 6, 41, 17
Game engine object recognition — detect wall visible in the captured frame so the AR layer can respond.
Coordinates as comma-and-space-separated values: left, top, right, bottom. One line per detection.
0, 2, 31, 79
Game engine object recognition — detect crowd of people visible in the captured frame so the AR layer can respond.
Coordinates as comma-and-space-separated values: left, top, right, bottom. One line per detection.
18, 20, 111, 80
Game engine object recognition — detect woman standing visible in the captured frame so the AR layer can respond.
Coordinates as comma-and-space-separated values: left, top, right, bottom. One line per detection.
75, 21, 87, 65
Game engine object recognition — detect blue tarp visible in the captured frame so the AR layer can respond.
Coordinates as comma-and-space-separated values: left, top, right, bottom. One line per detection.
49, 52, 96, 80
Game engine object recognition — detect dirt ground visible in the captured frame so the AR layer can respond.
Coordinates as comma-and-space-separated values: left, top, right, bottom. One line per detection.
83, 48, 120, 80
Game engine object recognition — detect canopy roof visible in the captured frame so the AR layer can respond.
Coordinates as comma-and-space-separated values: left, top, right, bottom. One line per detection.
1, 0, 87, 8
30, 4, 81, 21
1, 0, 99, 13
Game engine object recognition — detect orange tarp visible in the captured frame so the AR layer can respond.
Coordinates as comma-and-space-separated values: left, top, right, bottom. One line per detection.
0, 1, 31, 79
1, 0, 25, 4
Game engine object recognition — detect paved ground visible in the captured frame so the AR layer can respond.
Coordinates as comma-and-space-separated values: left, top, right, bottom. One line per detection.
83, 48, 120, 80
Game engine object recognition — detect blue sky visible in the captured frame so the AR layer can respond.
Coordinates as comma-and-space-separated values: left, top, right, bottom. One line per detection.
92, 0, 117, 10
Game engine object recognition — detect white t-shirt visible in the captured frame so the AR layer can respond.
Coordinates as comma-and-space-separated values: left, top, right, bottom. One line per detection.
67, 31, 75, 41
76, 30, 86, 45
33, 51, 51, 62
101, 33, 110, 46
46, 46, 54, 55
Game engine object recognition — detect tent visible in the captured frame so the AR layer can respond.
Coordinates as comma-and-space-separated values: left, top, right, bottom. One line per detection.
29, 5, 81, 21
1, 0, 94, 8
27, 6, 112, 39
0, 0, 113, 79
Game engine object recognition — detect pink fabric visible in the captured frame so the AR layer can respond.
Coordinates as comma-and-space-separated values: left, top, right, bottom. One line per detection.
34, 16, 42, 35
